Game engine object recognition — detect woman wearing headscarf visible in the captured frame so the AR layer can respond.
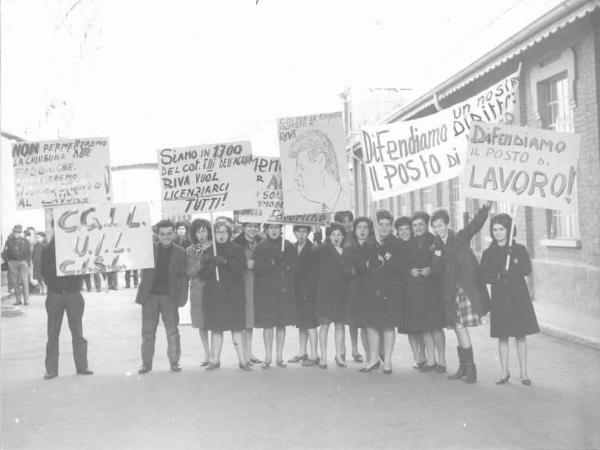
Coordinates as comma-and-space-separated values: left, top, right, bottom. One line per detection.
480, 213, 539, 386
186, 218, 212, 366
199, 219, 249, 371
253, 223, 297, 368
431, 202, 492, 384
316, 222, 350, 368
403, 212, 446, 373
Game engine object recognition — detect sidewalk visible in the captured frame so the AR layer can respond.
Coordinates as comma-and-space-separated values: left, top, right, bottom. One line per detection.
534, 301, 600, 350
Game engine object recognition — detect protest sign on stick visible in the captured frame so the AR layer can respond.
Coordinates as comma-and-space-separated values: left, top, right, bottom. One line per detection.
361, 71, 520, 201
53, 202, 154, 277
462, 121, 581, 211
12, 137, 112, 210
278, 112, 351, 214
158, 141, 257, 217
236, 156, 283, 223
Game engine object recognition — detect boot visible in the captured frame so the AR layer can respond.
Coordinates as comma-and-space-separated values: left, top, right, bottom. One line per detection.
463, 347, 477, 384
447, 347, 466, 380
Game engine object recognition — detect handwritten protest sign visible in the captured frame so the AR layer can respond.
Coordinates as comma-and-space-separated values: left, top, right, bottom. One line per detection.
53, 202, 154, 276
236, 156, 283, 223
278, 112, 351, 214
463, 122, 581, 211
158, 141, 257, 216
361, 71, 519, 201
12, 137, 112, 210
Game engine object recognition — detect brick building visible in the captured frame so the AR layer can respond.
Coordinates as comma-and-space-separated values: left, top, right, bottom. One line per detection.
345, 0, 600, 342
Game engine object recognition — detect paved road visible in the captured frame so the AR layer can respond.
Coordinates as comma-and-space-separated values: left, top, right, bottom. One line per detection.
2, 288, 599, 450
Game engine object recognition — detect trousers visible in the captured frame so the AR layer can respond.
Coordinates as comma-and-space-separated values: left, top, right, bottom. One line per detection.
8, 259, 29, 303
45, 291, 88, 373
141, 294, 180, 367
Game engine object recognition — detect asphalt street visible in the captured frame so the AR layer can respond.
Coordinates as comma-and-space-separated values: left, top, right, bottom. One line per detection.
2, 287, 599, 450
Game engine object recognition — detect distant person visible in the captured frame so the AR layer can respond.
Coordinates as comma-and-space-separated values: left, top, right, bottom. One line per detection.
480, 213, 539, 386
125, 270, 139, 289
32, 231, 46, 296
431, 203, 491, 384
24, 227, 36, 289
174, 221, 192, 249
41, 235, 93, 379
84, 272, 102, 293
186, 218, 213, 366
287, 130, 349, 213
136, 220, 188, 374
2, 224, 31, 305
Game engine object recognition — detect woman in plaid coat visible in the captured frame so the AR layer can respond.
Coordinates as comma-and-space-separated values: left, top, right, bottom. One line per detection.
431, 202, 491, 384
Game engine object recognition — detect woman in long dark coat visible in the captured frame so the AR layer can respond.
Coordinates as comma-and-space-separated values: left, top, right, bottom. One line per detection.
431, 202, 491, 383
316, 222, 350, 368
403, 212, 446, 373
357, 210, 405, 374
253, 223, 297, 368
233, 222, 262, 365
480, 213, 539, 386
288, 225, 320, 367
199, 220, 249, 371
186, 218, 212, 366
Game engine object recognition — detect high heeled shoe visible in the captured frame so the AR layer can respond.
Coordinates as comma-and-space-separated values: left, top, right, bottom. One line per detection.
239, 362, 252, 371
276, 360, 287, 368
200, 360, 209, 367
383, 369, 393, 375
287, 354, 307, 363
359, 363, 380, 373
495, 373, 510, 385
205, 362, 220, 371
352, 352, 363, 363
334, 356, 347, 368
521, 378, 532, 386
261, 361, 271, 369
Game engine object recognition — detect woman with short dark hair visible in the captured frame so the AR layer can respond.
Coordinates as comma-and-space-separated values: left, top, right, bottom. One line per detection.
186, 218, 213, 366
174, 221, 192, 249
481, 213, 539, 386
199, 220, 249, 371
431, 202, 491, 384
253, 224, 297, 368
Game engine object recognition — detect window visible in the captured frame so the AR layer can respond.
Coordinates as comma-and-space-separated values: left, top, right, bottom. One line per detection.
449, 177, 464, 229
538, 73, 579, 239
421, 187, 434, 214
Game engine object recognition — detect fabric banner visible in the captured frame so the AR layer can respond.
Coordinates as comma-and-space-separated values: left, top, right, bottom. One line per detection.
278, 112, 351, 214
12, 137, 112, 210
463, 122, 581, 211
53, 202, 154, 276
158, 141, 257, 216
361, 71, 520, 201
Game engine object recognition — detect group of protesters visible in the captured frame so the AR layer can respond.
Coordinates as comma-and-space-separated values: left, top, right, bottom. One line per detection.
24, 204, 539, 386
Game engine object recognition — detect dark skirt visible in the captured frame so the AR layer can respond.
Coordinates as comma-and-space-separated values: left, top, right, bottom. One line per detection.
296, 299, 318, 329
358, 291, 403, 329
189, 279, 206, 329
344, 280, 362, 328
401, 278, 445, 333
490, 295, 540, 338
203, 281, 245, 332
316, 284, 347, 325
254, 278, 297, 328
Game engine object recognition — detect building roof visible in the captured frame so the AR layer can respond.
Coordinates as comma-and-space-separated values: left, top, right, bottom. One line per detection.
383, 0, 600, 123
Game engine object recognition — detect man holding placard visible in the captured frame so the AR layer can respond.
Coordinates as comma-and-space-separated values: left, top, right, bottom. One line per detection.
136, 220, 188, 374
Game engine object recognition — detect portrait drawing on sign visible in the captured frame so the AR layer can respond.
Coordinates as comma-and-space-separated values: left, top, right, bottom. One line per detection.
287, 129, 348, 213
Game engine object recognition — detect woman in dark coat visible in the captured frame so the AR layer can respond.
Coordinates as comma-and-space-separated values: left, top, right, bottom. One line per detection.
288, 225, 320, 367
357, 210, 405, 374
233, 222, 263, 365
431, 202, 491, 383
480, 213, 539, 386
186, 218, 213, 366
403, 212, 446, 373
316, 222, 350, 368
174, 221, 193, 249
199, 220, 249, 371
253, 223, 297, 368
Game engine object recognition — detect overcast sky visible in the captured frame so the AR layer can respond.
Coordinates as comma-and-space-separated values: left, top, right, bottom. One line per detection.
2, 0, 562, 165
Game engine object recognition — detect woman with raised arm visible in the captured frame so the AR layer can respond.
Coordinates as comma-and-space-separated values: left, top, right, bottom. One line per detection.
253, 224, 297, 369
199, 220, 249, 371
186, 218, 212, 366
480, 213, 539, 386
431, 202, 492, 384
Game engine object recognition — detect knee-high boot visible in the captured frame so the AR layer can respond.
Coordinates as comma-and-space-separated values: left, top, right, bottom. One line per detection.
447, 346, 466, 380
463, 347, 477, 384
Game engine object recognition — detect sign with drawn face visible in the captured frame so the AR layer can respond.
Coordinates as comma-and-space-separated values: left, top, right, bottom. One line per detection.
278, 112, 351, 215
158, 141, 258, 216
53, 202, 154, 276
12, 137, 113, 210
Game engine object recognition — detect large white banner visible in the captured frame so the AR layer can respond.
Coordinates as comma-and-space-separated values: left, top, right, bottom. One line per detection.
12, 137, 112, 209
278, 112, 351, 214
53, 202, 154, 276
361, 72, 520, 201
158, 141, 258, 216
463, 122, 581, 211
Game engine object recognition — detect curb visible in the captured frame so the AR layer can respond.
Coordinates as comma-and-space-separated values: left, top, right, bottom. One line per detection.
539, 322, 600, 351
